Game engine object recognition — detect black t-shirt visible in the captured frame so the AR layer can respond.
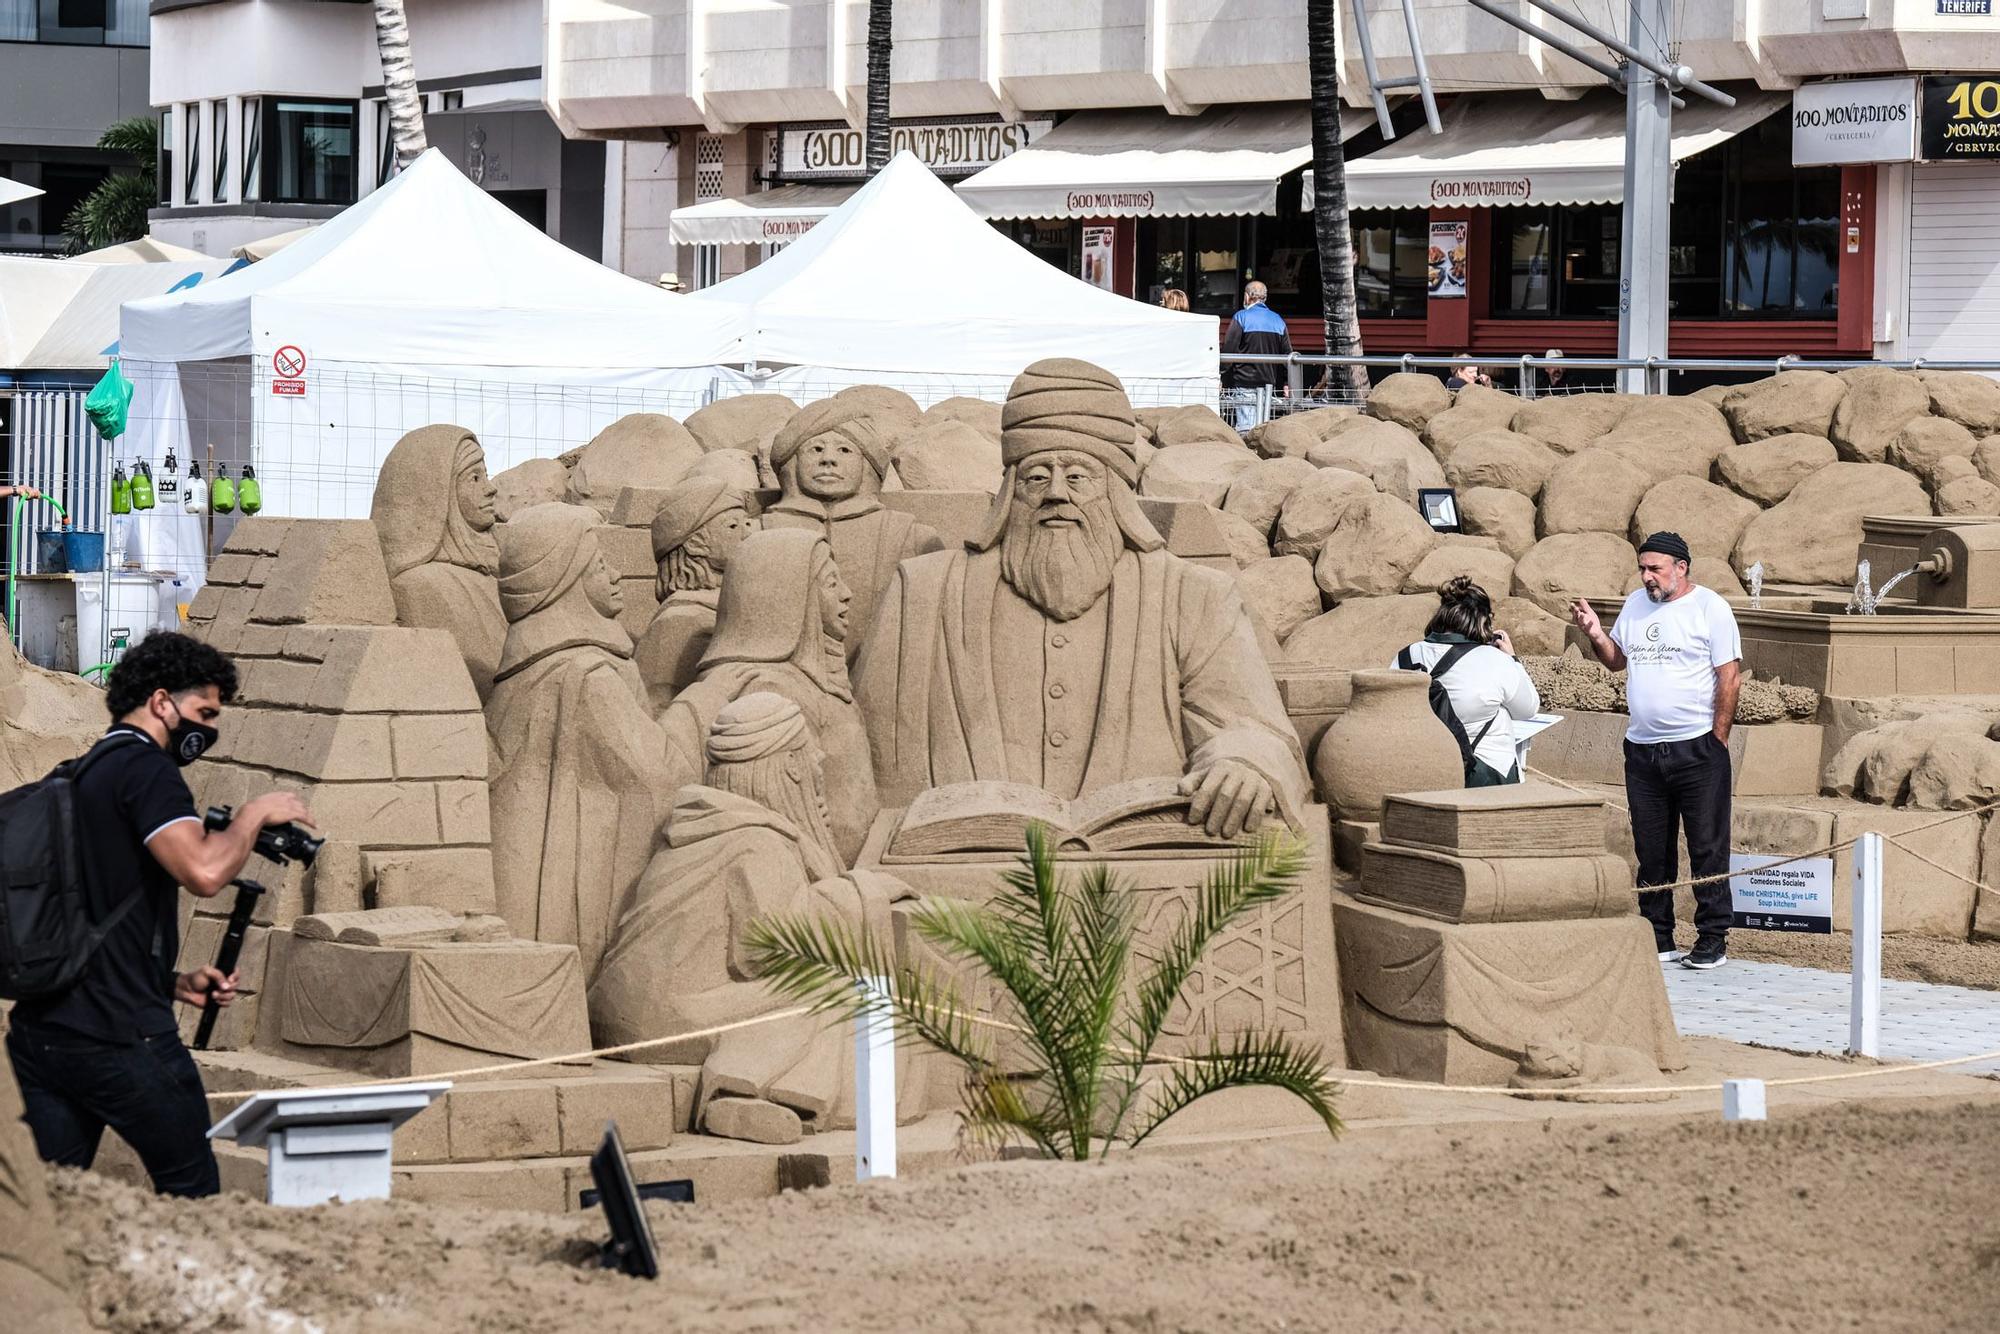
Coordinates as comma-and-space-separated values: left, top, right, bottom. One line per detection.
11, 725, 197, 1042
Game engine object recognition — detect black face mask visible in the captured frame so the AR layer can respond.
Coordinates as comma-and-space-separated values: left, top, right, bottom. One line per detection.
164, 700, 219, 767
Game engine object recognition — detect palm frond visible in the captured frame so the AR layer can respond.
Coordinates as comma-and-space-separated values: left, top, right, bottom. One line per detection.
958, 1068, 1067, 1160
96, 115, 159, 161
62, 173, 156, 254
1123, 1032, 1342, 1149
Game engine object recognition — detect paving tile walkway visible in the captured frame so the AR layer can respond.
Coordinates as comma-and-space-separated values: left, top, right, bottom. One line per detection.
1662, 958, 2000, 1074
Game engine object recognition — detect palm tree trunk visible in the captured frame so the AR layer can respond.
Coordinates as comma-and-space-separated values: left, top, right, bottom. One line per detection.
374, 0, 428, 173
1307, 0, 1367, 398
865, 0, 893, 174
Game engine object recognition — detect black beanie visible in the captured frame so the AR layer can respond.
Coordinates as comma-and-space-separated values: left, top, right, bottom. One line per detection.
1638, 530, 1692, 565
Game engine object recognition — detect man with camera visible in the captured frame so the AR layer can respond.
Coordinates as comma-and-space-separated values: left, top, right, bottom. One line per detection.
5, 632, 312, 1197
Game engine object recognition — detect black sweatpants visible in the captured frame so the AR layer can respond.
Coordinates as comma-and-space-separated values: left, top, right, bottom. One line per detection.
1623, 733, 1735, 947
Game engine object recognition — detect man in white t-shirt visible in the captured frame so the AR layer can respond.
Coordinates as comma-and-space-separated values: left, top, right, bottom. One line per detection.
1570, 531, 1742, 971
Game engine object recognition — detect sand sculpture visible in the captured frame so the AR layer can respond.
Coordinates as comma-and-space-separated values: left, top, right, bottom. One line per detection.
635, 476, 756, 710
487, 503, 668, 977
762, 394, 944, 649
370, 425, 507, 701
594, 692, 910, 1142
0, 619, 101, 788
0, 1056, 87, 1332
661, 528, 879, 863
1313, 668, 1462, 869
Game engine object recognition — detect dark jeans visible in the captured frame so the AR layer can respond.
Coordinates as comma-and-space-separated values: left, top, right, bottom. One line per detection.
6, 1023, 220, 1198
1624, 733, 1735, 946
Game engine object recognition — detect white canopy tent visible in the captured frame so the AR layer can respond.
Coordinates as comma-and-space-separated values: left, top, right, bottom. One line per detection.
117, 150, 750, 566
689, 152, 1218, 406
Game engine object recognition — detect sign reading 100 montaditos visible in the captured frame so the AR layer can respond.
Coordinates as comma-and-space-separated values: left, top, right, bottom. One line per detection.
1922, 75, 2000, 160
780, 118, 1053, 179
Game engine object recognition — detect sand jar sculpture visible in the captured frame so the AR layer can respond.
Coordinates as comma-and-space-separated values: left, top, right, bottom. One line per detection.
487, 502, 668, 976
661, 528, 880, 864
592, 691, 908, 1143
634, 475, 756, 711
1314, 668, 1461, 826
369, 424, 506, 700
762, 394, 943, 651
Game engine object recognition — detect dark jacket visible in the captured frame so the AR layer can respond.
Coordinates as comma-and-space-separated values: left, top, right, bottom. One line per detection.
1221, 302, 1291, 390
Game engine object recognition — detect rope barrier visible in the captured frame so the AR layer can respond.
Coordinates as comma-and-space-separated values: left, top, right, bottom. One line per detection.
1881, 833, 2000, 906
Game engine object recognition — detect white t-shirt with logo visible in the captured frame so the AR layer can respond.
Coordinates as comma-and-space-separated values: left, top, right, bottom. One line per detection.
1609, 585, 1743, 744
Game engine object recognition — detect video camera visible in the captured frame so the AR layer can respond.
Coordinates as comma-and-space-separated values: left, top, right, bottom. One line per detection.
202, 804, 322, 866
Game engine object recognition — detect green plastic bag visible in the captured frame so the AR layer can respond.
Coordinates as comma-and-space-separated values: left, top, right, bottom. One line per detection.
85, 359, 134, 441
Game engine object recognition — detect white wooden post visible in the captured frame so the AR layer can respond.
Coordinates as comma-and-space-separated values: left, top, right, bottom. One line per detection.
1850, 831, 1883, 1058
1722, 1078, 1766, 1121
855, 976, 896, 1181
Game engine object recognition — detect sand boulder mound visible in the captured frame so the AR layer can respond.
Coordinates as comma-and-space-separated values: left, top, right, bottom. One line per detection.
1401, 540, 1516, 599
1733, 462, 1928, 585
1693, 556, 1747, 597
1314, 492, 1441, 599
1630, 476, 1758, 559
1138, 440, 1257, 507
1283, 594, 1436, 669
1423, 384, 1522, 458
1887, 416, 1978, 485
1721, 370, 1848, 443
1823, 712, 2000, 810
0, 630, 102, 788
1510, 393, 1632, 454
491, 457, 569, 522
1972, 438, 2000, 489
1249, 406, 1355, 458
1236, 555, 1323, 642
1154, 404, 1243, 448
1444, 430, 1559, 499
1307, 420, 1446, 505
564, 413, 703, 517
685, 393, 799, 453
924, 396, 1003, 440
1830, 367, 1931, 463
1497, 596, 1570, 656
1214, 509, 1279, 566
1715, 433, 1837, 505
1223, 456, 1319, 534
1273, 467, 1376, 560
682, 448, 763, 494
1366, 372, 1453, 432
1538, 450, 1652, 537
1935, 474, 2000, 517
1925, 370, 2000, 434
1512, 532, 1638, 616
891, 418, 1004, 492
1460, 486, 1538, 559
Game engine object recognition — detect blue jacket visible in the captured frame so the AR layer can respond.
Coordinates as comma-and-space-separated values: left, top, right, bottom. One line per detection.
1222, 302, 1292, 389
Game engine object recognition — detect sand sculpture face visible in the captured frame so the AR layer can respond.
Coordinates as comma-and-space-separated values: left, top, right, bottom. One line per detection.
815, 549, 854, 644
373, 426, 501, 578
455, 451, 499, 532
663, 506, 752, 594
585, 546, 624, 619
1002, 449, 1124, 623
793, 437, 870, 503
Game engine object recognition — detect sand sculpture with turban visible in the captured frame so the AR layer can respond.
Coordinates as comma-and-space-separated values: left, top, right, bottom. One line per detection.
369, 424, 506, 700
487, 502, 669, 977
634, 475, 756, 710
662, 527, 879, 863
853, 359, 1309, 837
761, 392, 944, 652
592, 691, 910, 1142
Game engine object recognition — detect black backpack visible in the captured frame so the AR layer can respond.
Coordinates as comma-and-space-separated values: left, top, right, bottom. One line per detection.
0, 731, 150, 1000
1396, 643, 1498, 785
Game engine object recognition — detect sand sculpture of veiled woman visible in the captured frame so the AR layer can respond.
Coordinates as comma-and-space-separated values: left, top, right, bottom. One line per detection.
592, 691, 909, 1140
662, 527, 879, 864
487, 502, 668, 978
369, 424, 506, 700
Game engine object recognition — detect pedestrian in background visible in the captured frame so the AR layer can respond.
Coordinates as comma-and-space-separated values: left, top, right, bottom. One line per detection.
1445, 357, 1491, 390
1221, 280, 1291, 429
1570, 531, 1743, 971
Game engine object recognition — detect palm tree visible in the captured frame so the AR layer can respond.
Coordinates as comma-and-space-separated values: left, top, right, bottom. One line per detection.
374, 0, 428, 173
744, 826, 1341, 1160
63, 117, 157, 254
864, 1, 893, 174
1307, 0, 1368, 398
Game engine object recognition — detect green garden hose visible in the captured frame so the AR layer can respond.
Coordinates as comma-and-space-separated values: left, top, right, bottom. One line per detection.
6, 493, 71, 648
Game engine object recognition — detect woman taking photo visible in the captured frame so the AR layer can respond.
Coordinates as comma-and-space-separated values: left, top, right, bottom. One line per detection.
1392, 576, 1541, 786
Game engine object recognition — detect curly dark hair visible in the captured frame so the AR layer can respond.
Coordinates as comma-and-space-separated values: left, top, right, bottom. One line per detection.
1426, 575, 1495, 644
103, 631, 240, 719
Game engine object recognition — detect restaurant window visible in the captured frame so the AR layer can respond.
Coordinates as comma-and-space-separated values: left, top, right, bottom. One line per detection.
1490, 204, 1622, 317
1253, 175, 1427, 320
1001, 218, 1080, 280
0, 1, 144, 44
262, 99, 357, 205
1136, 218, 1241, 315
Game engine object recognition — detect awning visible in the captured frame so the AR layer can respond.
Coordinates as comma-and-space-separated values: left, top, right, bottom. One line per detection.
231, 225, 319, 261
1336, 90, 1788, 210
668, 183, 860, 247
954, 105, 1372, 220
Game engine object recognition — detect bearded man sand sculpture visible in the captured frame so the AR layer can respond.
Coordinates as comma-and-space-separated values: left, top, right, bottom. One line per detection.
635, 475, 755, 710
662, 528, 879, 863
854, 359, 1308, 837
762, 395, 944, 649
370, 424, 506, 700
488, 502, 668, 977
593, 691, 907, 1142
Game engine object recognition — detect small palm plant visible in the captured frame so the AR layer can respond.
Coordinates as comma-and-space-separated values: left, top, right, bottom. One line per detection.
64, 117, 159, 254
742, 824, 1340, 1160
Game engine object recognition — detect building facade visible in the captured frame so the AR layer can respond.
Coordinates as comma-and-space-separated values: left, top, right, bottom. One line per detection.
544, 0, 2000, 366
0, 2, 151, 256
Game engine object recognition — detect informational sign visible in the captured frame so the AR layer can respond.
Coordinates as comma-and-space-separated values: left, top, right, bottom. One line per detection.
1921, 75, 2000, 161
779, 117, 1052, 179
271, 344, 307, 398
1428, 220, 1468, 299
1938, 0, 1991, 14
1081, 225, 1116, 291
1730, 853, 1834, 934
1792, 77, 1920, 165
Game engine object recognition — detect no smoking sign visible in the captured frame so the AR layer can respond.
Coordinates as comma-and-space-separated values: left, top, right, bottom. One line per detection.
272, 344, 308, 397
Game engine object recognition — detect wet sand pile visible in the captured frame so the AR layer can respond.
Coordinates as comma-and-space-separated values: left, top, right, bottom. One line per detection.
51, 1099, 2000, 1332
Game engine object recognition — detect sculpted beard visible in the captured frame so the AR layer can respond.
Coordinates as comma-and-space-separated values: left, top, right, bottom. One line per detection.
1001, 490, 1123, 621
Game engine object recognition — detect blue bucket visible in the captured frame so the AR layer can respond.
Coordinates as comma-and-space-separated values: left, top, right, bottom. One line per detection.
36, 530, 67, 573
62, 531, 105, 573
